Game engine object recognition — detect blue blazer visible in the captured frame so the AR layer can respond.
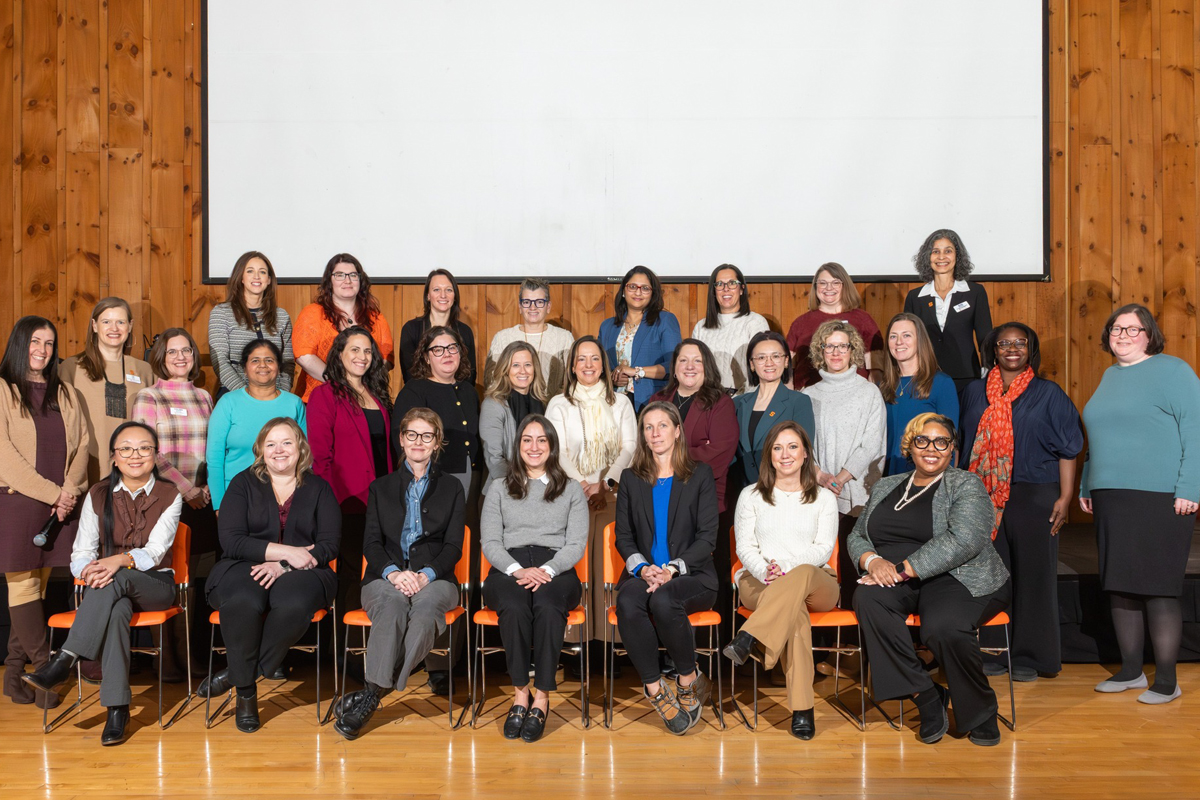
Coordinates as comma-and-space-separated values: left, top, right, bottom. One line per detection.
598, 311, 682, 412
733, 385, 818, 483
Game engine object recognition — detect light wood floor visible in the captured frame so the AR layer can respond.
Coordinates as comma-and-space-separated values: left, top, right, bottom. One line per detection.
1, 661, 1197, 799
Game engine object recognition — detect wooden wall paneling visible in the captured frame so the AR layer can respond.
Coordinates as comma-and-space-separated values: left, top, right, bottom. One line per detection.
1041, 0, 1069, 384
106, 147, 145, 326
149, 0, 184, 229
19, 0, 60, 323
63, 151, 100, 354
148, 225, 183, 336
1, 0, 16, 339
106, 0, 142, 149
65, 0, 99, 152
1116, 59, 1158, 310
566, 283, 610, 347
1075, 144, 1116, 400
747, 281, 781, 332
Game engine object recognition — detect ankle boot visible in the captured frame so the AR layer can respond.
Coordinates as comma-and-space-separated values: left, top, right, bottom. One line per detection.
4, 624, 34, 704
8, 600, 61, 709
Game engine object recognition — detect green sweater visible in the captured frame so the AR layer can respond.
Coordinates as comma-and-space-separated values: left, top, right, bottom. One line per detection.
1081, 354, 1200, 499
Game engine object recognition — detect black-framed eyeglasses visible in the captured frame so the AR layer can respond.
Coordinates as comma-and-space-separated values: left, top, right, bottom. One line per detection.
714, 279, 741, 290
912, 435, 952, 452
330, 271, 361, 283
426, 344, 460, 357
519, 298, 549, 309
401, 430, 436, 444
1107, 325, 1146, 338
995, 339, 1028, 351
821, 343, 851, 354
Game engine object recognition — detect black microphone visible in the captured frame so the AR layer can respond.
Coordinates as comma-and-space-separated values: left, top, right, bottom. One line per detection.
32, 512, 57, 548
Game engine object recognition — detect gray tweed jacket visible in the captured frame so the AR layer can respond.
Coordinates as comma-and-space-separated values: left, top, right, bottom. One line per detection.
847, 467, 1009, 597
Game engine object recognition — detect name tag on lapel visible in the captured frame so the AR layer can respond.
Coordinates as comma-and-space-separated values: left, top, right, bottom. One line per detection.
953, 301, 971, 313
125, 374, 142, 384
169, 407, 188, 417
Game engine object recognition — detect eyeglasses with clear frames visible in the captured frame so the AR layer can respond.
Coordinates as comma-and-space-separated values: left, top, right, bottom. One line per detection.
752, 352, 788, 364
822, 343, 851, 354
401, 430, 436, 444
816, 280, 843, 290
995, 339, 1028, 351
912, 435, 952, 452
166, 347, 194, 358
114, 445, 156, 458
427, 344, 460, 357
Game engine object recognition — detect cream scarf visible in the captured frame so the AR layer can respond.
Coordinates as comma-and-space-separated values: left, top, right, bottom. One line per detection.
571, 380, 622, 478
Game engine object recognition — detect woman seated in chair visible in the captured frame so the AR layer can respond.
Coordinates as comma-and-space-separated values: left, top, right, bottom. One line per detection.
25, 421, 182, 746
198, 418, 340, 733
481, 414, 588, 743
849, 412, 1010, 746
614, 401, 718, 735
722, 421, 839, 741
334, 408, 465, 741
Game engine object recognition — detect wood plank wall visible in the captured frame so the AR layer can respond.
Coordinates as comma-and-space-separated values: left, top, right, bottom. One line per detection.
0, 0, 1195, 418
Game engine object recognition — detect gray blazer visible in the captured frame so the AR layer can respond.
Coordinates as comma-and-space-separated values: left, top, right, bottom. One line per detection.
847, 467, 1008, 597
479, 397, 516, 496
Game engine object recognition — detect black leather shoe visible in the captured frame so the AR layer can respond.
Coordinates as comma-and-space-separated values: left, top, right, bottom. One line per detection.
916, 684, 950, 744
968, 714, 1001, 746
197, 669, 234, 698
427, 670, 450, 697
503, 704, 528, 739
520, 706, 547, 743
722, 631, 756, 667
235, 693, 260, 733
790, 708, 816, 740
23, 650, 77, 693
100, 705, 130, 746
265, 665, 288, 681
333, 688, 380, 741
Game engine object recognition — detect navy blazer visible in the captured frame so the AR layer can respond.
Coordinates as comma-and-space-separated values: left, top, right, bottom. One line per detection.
903, 283, 992, 390
598, 311, 682, 412
734, 385, 818, 483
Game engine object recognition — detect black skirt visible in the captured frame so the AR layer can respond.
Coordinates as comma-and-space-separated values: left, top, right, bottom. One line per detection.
1092, 489, 1194, 597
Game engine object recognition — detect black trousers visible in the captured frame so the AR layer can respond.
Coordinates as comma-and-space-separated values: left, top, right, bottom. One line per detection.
209, 564, 327, 689
482, 546, 582, 691
982, 482, 1061, 674
616, 575, 716, 685
854, 572, 1009, 732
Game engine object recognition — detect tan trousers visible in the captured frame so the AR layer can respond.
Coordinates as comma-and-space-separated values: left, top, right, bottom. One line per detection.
738, 564, 839, 710
5, 569, 52, 606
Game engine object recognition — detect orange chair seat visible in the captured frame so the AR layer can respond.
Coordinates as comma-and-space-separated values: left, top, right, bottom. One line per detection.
905, 612, 1009, 627
345, 606, 464, 627
46, 612, 76, 629
48, 606, 182, 629
688, 611, 720, 627
473, 607, 583, 627
566, 608, 585, 626
811, 609, 859, 627
209, 609, 326, 625
606, 607, 617, 626
737, 607, 751, 620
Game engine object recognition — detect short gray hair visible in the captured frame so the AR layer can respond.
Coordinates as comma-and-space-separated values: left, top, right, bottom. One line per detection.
519, 278, 551, 299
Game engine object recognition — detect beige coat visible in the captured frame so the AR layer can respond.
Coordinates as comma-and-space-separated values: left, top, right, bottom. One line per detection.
59, 355, 155, 483
0, 381, 90, 504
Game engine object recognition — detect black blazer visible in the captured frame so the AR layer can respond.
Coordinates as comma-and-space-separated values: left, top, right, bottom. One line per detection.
614, 462, 719, 592
361, 463, 465, 586
391, 378, 480, 474
903, 282, 992, 390
207, 469, 342, 605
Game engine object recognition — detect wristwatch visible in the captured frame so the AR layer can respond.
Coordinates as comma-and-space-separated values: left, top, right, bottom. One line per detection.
634, 366, 646, 381
664, 564, 680, 578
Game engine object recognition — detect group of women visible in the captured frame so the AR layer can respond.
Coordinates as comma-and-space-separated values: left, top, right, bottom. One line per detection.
2, 228, 1196, 749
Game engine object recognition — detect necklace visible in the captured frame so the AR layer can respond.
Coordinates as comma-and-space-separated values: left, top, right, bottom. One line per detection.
521, 325, 546, 365
893, 472, 943, 511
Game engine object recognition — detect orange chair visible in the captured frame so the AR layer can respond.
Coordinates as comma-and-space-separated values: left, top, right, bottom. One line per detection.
339, 530, 473, 729
204, 558, 338, 727
43, 522, 195, 733
601, 522, 724, 730
470, 540, 590, 728
728, 532, 868, 731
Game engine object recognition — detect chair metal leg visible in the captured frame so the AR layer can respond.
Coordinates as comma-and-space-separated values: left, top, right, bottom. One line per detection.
469, 622, 487, 727
998, 624, 1015, 731
164, 604, 196, 729
204, 623, 233, 729
40, 630, 85, 734
709, 627, 725, 730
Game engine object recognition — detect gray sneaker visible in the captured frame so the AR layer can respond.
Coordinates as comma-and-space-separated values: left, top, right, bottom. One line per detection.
645, 682, 691, 735
676, 672, 712, 730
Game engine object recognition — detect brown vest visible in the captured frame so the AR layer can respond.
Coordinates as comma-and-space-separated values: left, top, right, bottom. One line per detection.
87, 478, 179, 570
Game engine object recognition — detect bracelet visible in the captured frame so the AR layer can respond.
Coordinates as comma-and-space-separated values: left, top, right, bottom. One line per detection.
125, 552, 135, 569
863, 554, 882, 571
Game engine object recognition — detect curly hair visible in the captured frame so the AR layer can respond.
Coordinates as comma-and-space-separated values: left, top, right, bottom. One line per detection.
912, 229, 974, 282
410, 325, 472, 382
808, 320, 866, 373
322, 326, 393, 413
315, 253, 382, 333
980, 321, 1042, 374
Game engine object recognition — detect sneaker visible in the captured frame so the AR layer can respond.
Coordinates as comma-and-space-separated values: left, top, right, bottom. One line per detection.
333, 688, 381, 741
676, 672, 712, 729
982, 662, 1008, 677
645, 683, 690, 735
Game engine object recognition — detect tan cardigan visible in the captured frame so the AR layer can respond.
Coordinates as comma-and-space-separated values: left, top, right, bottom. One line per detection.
59, 355, 155, 483
0, 381, 90, 505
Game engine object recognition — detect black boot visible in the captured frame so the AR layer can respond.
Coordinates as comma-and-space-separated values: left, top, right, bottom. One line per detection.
101, 705, 131, 746
333, 687, 381, 741
22, 649, 77, 693
235, 690, 260, 733
722, 631, 756, 667
790, 708, 816, 740
915, 684, 949, 744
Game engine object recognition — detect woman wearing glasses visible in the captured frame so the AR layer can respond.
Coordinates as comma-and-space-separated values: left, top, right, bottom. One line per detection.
485, 279, 574, 395
598, 266, 682, 413
207, 251, 294, 397
734, 331, 817, 484
334, 408, 464, 740
801, 321, 886, 601
786, 263, 883, 390
690, 264, 769, 395
1079, 304, 1200, 705
959, 323, 1082, 683
850, 413, 1010, 746
399, 269, 477, 387
294, 254, 395, 403
880, 313, 959, 477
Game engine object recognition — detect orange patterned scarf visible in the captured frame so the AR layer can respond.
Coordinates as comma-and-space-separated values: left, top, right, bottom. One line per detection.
968, 366, 1034, 539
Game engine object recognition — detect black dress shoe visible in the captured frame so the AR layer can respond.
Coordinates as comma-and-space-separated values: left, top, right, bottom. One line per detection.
264, 665, 289, 681
197, 669, 234, 698
333, 688, 380, 741
101, 705, 130, 746
722, 631, 756, 667
23, 650, 77, 693
790, 708, 816, 740
502, 704, 528, 739
427, 670, 450, 697
520, 706, 547, 743
235, 693, 260, 733
916, 684, 950, 744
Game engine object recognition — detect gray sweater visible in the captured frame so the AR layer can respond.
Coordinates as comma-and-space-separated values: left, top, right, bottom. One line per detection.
480, 476, 589, 577
802, 368, 886, 515
847, 467, 1008, 597
206, 302, 295, 392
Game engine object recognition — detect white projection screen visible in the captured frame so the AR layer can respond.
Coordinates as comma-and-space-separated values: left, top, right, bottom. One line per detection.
204, 1, 1048, 283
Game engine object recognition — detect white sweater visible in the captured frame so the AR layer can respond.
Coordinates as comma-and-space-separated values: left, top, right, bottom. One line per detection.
691, 311, 770, 395
802, 368, 886, 516
734, 484, 838, 583
544, 392, 638, 484
485, 324, 576, 395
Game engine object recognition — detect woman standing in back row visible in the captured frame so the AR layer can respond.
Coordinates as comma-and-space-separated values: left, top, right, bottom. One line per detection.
690, 264, 769, 395
207, 251, 294, 397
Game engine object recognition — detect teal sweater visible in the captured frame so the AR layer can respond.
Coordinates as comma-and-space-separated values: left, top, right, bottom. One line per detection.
1081, 354, 1200, 499
206, 388, 307, 509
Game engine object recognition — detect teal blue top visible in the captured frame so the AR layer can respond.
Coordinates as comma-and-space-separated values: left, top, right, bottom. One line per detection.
1081, 354, 1200, 499
206, 388, 308, 509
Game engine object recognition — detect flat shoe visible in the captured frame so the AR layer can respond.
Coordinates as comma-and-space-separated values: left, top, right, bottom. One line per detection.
502, 704, 528, 740
1137, 685, 1182, 705
982, 662, 1007, 677
100, 705, 130, 746
520, 706, 547, 743
1010, 666, 1039, 683
1095, 673, 1147, 693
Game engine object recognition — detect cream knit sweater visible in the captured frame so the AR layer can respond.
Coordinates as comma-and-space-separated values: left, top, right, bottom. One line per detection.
733, 484, 838, 583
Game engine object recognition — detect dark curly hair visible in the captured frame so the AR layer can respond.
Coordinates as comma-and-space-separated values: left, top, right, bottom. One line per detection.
980, 321, 1042, 375
322, 326, 393, 413
410, 325, 472, 382
315, 253, 383, 333
912, 229, 974, 282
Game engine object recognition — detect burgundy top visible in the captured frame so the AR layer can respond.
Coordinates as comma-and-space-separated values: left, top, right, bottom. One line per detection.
277, 493, 294, 542
786, 308, 883, 389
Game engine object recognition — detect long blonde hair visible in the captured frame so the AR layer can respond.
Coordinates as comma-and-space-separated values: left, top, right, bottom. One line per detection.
629, 401, 695, 484
485, 341, 548, 404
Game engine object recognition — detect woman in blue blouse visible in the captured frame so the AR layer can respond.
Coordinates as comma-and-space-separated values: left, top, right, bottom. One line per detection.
734, 331, 817, 483
598, 266, 681, 413
959, 322, 1082, 681
880, 313, 958, 477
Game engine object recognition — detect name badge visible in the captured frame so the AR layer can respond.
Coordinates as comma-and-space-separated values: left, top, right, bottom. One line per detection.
169, 407, 188, 417
953, 301, 971, 313
125, 374, 142, 384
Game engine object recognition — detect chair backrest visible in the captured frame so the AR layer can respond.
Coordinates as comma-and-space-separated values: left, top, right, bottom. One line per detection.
602, 522, 621, 586
574, 544, 588, 584
172, 522, 192, 585
729, 526, 839, 584
356, 525, 470, 587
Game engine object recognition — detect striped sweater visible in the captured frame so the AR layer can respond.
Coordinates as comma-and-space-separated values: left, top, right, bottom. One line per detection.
206, 302, 295, 392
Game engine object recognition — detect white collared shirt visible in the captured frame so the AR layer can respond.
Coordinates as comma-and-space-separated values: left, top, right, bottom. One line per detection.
70, 474, 183, 578
917, 280, 971, 331
504, 474, 558, 577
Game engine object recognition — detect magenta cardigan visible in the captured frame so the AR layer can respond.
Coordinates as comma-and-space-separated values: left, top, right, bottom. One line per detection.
307, 382, 394, 514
